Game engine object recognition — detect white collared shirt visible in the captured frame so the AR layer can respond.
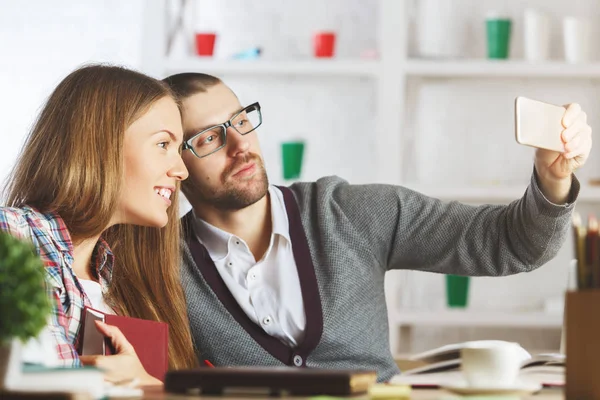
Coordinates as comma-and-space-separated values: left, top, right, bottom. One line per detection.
192, 185, 306, 347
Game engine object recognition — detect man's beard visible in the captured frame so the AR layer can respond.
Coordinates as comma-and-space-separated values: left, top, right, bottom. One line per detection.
184, 153, 269, 211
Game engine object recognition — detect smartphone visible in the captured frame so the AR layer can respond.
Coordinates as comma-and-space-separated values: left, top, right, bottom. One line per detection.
514, 96, 566, 152
81, 307, 106, 355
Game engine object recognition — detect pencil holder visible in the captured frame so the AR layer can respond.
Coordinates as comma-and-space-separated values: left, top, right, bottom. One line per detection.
566, 290, 600, 399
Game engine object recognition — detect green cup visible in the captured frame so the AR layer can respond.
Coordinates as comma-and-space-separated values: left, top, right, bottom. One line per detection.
281, 141, 305, 180
446, 275, 470, 308
486, 18, 512, 59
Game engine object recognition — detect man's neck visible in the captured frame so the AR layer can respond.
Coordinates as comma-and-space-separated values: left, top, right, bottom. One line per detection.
192, 193, 272, 262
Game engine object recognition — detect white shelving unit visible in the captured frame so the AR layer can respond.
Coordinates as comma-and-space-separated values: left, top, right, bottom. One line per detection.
141, 1, 598, 357
142, 0, 405, 185
394, 309, 562, 353
395, 309, 562, 328
405, 59, 600, 78
165, 58, 382, 77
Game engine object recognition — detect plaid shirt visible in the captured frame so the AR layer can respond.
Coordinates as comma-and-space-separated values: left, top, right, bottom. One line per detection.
0, 206, 113, 367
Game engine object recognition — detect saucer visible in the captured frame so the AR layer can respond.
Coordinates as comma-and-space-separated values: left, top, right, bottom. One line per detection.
441, 381, 542, 396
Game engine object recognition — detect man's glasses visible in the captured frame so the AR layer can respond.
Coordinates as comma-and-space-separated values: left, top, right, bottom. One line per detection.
183, 102, 262, 159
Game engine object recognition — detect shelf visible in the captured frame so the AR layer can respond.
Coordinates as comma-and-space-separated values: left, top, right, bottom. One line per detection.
166, 58, 600, 79
165, 58, 382, 77
405, 184, 600, 203
405, 59, 600, 78
165, 58, 600, 79
394, 309, 562, 328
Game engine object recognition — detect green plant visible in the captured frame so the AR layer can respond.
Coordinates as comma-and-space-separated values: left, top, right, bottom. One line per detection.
0, 232, 50, 344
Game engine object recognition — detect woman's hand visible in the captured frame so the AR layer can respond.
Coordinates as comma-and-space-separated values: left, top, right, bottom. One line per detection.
80, 320, 162, 386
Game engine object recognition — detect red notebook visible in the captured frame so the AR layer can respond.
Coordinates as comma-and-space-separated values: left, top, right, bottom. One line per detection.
81, 307, 169, 381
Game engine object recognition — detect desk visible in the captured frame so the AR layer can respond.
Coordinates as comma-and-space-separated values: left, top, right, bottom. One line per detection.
140, 387, 564, 400
0, 387, 565, 399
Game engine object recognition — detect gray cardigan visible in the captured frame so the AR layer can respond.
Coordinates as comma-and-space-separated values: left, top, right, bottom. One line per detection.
180, 173, 578, 382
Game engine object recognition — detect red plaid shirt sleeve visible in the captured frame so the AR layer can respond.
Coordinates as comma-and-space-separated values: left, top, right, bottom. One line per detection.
49, 289, 81, 366
1, 207, 82, 367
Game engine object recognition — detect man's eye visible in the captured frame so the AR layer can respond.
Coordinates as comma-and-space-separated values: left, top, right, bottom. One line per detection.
202, 135, 216, 144
235, 119, 248, 127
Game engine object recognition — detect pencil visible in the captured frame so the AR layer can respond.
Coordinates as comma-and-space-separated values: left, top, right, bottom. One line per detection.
588, 215, 599, 289
573, 213, 587, 289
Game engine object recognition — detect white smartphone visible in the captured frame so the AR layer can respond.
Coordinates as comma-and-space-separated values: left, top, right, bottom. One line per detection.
514, 96, 566, 152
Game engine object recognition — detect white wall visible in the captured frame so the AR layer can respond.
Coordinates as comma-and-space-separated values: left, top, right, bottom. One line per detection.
0, 0, 144, 195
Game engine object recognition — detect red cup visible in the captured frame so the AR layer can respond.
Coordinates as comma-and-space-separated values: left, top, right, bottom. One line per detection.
195, 33, 216, 56
313, 32, 336, 58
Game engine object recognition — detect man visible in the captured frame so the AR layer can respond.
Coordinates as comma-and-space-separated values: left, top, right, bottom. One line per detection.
163, 73, 592, 381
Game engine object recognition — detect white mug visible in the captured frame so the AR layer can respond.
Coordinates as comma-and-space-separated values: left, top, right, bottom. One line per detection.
563, 17, 592, 64
524, 9, 550, 61
461, 342, 523, 387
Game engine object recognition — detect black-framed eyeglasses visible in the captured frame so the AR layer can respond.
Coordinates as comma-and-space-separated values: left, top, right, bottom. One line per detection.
182, 102, 262, 159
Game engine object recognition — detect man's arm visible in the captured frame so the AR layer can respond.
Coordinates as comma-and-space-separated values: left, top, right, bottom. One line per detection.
319, 172, 578, 277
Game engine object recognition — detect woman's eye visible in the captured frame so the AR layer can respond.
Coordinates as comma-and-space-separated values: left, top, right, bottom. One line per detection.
158, 141, 169, 149
203, 135, 216, 144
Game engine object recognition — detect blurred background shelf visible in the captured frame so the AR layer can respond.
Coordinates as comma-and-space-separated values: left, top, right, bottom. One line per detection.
166, 58, 382, 77
141, 0, 598, 357
167, 58, 600, 79
394, 309, 562, 328
405, 59, 600, 78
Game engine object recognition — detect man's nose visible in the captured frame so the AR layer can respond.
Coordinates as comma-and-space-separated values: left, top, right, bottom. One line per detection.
226, 126, 251, 155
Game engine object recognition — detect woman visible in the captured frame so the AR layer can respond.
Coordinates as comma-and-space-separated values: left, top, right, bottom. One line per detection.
0, 64, 197, 385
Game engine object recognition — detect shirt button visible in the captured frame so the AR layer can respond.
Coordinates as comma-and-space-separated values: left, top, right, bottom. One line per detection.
249, 272, 257, 280
293, 355, 303, 366
262, 316, 272, 325
236, 241, 240, 245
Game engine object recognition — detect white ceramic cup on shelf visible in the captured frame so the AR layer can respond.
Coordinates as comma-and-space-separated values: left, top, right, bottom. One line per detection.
461, 342, 523, 388
563, 16, 592, 63
523, 9, 550, 61
415, 0, 465, 58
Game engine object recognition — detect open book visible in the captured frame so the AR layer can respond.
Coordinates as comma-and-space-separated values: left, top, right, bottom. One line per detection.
391, 340, 564, 387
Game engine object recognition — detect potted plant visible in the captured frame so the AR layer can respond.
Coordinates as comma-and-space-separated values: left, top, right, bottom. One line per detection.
0, 231, 50, 389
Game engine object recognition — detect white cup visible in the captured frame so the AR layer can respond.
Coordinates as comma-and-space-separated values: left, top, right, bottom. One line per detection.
415, 0, 465, 58
461, 342, 523, 388
563, 17, 592, 63
524, 9, 550, 61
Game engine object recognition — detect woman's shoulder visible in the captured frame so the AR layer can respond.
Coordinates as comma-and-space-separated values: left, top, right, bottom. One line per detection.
0, 206, 34, 239
1, 206, 72, 287
0, 206, 64, 243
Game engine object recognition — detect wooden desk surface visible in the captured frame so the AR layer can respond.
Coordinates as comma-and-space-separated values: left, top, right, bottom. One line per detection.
0, 387, 565, 399
140, 387, 565, 400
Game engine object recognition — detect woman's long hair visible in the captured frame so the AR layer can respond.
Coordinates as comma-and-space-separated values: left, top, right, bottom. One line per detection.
5, 64, 197, 370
